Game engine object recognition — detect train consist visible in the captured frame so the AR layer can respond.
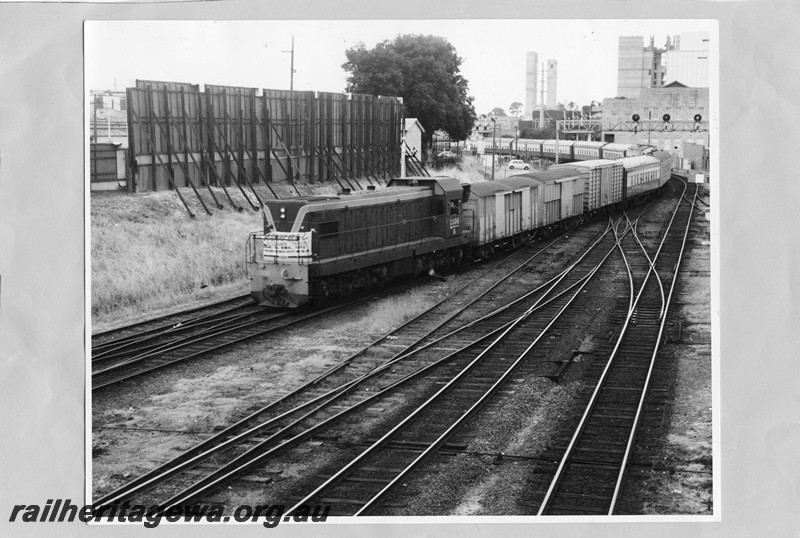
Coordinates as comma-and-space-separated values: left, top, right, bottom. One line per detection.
246, 151, 674, 307
467, 138, 658, 162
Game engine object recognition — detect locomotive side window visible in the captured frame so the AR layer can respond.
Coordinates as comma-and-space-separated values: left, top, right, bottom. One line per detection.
318, 220, 339, 237
449, 200, 460, 215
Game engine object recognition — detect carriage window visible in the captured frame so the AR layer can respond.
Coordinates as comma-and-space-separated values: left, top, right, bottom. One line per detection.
318, 220, 339, 237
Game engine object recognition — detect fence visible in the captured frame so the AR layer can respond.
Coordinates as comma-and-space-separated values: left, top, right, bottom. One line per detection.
126, 80, 403, 197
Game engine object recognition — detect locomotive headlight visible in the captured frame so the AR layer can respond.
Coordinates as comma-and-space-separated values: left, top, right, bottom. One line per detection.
280, 207, 286, 220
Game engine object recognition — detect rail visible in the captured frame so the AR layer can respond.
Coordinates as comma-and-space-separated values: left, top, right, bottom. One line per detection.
536, 176, 697, 515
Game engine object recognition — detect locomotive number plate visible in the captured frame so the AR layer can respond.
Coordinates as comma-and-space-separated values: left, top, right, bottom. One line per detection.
263, 232, 312, 258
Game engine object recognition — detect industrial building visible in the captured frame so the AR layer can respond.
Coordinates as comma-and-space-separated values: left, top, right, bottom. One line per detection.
524, 52, 558, 121
603, 32, 710, 168
616, 33, 708, 99
546, 59, 558, 109
525, 52, 538, 118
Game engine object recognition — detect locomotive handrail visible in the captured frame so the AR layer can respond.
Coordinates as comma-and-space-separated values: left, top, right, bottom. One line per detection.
244, 232, 261, 277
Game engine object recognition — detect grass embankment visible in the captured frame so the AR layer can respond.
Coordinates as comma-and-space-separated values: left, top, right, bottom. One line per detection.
91, 189, 260, 327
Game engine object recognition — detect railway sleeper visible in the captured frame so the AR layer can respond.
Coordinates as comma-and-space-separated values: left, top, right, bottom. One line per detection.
564, 459, 623, 471
546, 504, 607, 515
541, 491, 613, 502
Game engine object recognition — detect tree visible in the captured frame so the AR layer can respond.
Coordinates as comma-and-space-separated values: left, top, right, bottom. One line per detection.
566, 101, 577, 119
342, 34, 477, 142
509, 102, 523, 118
491, 107, 507, 117
582, 101, 602, 117
519, 124, 556, 139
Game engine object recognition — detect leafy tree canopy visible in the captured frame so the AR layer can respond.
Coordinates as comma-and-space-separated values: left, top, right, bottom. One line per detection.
490, 107, 507, 117
519, 124, 556, 139
509, 102, 523, 117
342, 34, 477, 141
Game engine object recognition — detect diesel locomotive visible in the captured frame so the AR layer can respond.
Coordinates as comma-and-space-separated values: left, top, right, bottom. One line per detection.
246, 151, 674, 308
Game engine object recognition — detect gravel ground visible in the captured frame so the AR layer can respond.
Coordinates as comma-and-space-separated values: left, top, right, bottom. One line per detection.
91, 183, 713, 515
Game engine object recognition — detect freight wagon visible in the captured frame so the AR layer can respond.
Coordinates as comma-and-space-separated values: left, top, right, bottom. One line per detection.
463, 176, 544, 253
552, 160, 624, 212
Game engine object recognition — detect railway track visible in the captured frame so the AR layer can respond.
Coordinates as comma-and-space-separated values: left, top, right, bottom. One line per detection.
91, 282, 429, 391
92, 294, 256, 344
92, 212, 644, 513
91, 302, 268, 367
534, 176, 698, 515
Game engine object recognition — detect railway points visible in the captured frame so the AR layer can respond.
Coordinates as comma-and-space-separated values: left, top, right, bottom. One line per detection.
92, 175, 711, 516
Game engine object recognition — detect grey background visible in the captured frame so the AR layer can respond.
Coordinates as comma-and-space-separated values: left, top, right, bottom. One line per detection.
0, 0, 796, 536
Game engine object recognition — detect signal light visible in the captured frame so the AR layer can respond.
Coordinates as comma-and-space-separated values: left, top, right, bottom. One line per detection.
662, 114, 671, 122
632, 114, 640, 122
693, 114, 703, 131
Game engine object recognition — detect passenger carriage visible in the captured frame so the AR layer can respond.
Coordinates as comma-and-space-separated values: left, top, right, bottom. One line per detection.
542, 140, 575, 162
599, 143, 633, 160
618, 155, 663, 200
572, 141, 607, 161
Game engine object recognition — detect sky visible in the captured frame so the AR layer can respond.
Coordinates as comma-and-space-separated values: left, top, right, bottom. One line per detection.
85, 19, 714, 116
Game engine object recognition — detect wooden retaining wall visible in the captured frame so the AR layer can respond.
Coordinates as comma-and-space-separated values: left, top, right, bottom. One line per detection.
125, 80, 403, 194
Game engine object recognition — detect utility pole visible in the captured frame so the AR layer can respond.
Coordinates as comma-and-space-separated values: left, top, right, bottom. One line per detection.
555, 120, 560, 164
491, 116, 497, 181
283, 35, 295, 90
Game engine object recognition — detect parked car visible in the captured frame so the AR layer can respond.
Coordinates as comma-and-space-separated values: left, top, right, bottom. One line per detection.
508, 159, 529, 170
438, 150, 458, 158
